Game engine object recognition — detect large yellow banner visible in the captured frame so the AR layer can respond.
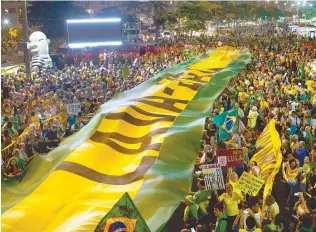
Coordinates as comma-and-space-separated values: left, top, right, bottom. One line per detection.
251, 119, 282, 202
2, 47, 239, 232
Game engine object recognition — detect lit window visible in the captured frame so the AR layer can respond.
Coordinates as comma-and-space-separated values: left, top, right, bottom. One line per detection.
86, 9, 94, 14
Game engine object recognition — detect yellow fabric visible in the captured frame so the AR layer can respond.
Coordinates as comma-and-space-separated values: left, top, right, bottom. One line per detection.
251, 119, 282, 208
306, 80, 314, 92
238, 92, 248, 103
1, 47, 239, 232
218, 193, 240, 216
230, 180, 242, 197
104, 217, 136, 232
239, 229, 262, 232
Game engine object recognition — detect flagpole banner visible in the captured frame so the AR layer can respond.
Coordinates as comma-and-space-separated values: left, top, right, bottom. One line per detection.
235, 172, 264, 196
250, 119, 283, 205
201, 164, 225, 191
2, 47, 250, 232
216, 149, 243, 168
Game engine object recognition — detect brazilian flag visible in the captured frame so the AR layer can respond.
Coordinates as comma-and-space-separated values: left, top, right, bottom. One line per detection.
299, 64, 305, 79
213, 109, 238, 141
95, 193, 150, 232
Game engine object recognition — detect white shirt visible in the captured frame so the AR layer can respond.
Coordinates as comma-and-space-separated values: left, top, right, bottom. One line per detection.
19, 151, 28, 161
291, 102, 299, 112
290, 115, 301, 126
244, 211, 261, 230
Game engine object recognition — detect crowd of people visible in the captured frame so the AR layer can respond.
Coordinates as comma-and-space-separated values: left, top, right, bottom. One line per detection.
1, 28, 315, 231
181, 33, 315, 232
1, 38, 22, 58
1, 41, 209, 181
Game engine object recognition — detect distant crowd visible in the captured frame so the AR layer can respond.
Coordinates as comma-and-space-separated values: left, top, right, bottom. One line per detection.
1, 41, 209, 180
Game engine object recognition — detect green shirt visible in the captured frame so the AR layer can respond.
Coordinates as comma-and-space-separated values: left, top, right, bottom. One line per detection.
216, 214, 227, 232
193, 189, 210, 204
183, 203, 199, 223
15, 156, 26, 170
300, 95, 309, 101
13, 114, 21, 131
304, 133, 313, 149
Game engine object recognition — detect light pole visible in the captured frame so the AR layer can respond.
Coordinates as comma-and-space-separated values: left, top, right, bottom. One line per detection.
22, 0, 31, 78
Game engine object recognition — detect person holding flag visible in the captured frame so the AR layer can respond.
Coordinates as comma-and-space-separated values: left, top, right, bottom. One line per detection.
213, 108, 239, 142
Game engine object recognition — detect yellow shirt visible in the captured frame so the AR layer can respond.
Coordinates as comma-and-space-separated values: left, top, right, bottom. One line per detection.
260, 100, 269, 109
238, 92, 248, 103
289, 86, 298, 96
218, 193, 241, 216
306, 80, 314, 92
230, 180, 242, 197
240, 229, 262, 232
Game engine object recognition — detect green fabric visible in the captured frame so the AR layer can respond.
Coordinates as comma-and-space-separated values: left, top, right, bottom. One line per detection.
299, 64, 305, 79
184, 203, 199, 223
299, 226, 314, 232
216, 214, 227, 232
213, 109, 238, 141
15, 157, 26, 170
193, 189, 210, 204
300, 94, 309, 101
1, 48, 251, 232
305, 133, 313, 149
135, 49, 251, 231
94, 193, 150, 232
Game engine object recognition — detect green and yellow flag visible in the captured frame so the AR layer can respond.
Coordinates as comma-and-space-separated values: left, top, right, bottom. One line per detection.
250, 119, 282, 205
95, 193, 150, 232
2, 47, 250, 232
213, 109, 238, 141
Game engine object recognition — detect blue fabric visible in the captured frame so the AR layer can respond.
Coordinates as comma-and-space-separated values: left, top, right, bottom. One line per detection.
67, 115, 76, 126
290, 125, 297, 134
297, 149, 307, 167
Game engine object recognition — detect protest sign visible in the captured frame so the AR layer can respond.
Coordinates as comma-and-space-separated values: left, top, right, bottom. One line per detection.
216, 149, 243, 168
235, 172, 264, 196
201, 164, 225, 191
67, 103, 81, 115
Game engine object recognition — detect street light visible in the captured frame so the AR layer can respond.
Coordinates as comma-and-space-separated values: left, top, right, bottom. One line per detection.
3, 19, 9, 25
309, 3, 313, 7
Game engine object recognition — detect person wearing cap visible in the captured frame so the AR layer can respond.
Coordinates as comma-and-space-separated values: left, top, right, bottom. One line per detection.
183, 195, 199, 228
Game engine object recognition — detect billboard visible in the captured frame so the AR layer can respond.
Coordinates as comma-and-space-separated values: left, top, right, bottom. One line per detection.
66, 18, 122, 48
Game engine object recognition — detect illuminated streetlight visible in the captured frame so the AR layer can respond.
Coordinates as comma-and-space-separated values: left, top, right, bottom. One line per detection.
275, 1, 278, 3
309, 3, 313, 7
3, 19, 9, 25
284, 2, 287, 5
291, 3, 295, 7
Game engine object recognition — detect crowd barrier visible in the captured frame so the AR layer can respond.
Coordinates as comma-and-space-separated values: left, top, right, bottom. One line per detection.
1, 112, 67, 164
